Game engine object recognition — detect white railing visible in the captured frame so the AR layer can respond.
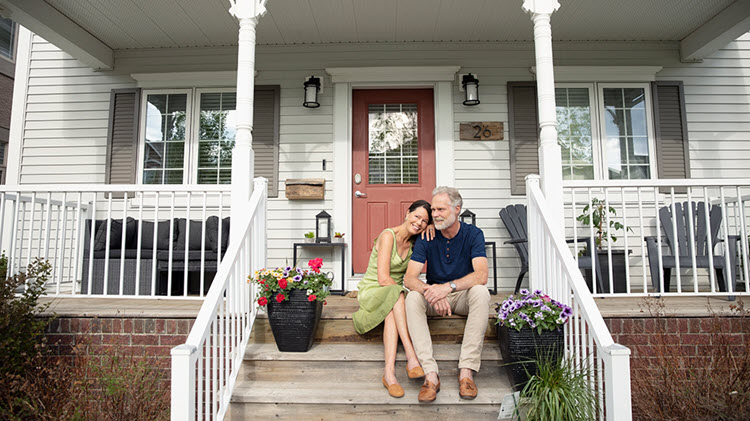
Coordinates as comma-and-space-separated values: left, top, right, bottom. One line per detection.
0, 185, 231, 298
527, 175, 631, 421
564, 179, 750, 297
170, 178, 266, 421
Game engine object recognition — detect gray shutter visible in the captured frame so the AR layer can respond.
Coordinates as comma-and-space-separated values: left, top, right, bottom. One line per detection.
508, 82, 539, 195
652, 81, 690, 188
252, 86, 280, 197
106, 88, 141, 184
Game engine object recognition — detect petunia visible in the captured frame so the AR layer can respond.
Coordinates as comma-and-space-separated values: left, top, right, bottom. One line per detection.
308, 294, 317, 302
257, 296, 268, 306
275, 293, 285, 303
278, 279, 288, 289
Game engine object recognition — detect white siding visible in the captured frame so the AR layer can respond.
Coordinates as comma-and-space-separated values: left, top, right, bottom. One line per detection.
14, 35, 750, 290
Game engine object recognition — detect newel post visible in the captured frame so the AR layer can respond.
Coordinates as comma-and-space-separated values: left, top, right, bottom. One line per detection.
603, 344, 633, 420
522, 0, 564, 238
229, 0, 267, 246
171, 344, 198, 421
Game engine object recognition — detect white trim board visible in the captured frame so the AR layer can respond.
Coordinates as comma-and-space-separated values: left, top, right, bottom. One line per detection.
130, 71, 258, 88
327, 66, 458, 276
529, 66, 663, 82
6, 26, 32, 185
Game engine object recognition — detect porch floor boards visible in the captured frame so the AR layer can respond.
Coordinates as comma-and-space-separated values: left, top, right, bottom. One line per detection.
35, 293, 741, 319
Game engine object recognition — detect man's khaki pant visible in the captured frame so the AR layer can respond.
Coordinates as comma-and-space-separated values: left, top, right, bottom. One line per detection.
405, 285, 490, 375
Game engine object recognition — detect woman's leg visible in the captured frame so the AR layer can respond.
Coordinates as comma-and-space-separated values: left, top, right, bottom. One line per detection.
393, 293, 421, 369
383, 310, 399, 385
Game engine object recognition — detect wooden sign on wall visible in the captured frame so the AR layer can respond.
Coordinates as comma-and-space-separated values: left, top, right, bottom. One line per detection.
459, 122, 504, 141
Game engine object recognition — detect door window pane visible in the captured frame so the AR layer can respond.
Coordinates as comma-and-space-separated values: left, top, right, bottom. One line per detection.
143, 93, 187, 184
368, 103, 418, 184
0, 17, 15, 60
602, 88, 651, 180
197, 92, 235, 184
556, 88, 594, 180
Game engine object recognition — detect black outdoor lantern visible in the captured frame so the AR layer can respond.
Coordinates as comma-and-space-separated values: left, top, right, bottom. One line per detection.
460, 209, 476, 225
462, 73, 480, 106
315, 210, 331, 243
303, 76, 321, 108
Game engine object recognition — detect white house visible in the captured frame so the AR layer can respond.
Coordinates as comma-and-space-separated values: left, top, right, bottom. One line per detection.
2, 0, 750, 419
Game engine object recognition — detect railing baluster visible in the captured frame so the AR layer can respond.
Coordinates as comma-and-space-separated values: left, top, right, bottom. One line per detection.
168, 192, 175, 297
136, 192, 144, 296
103, 193, 113, 295
686, 187, 698, 292
42, 192, 52, 261
637, 187, 647, 293
604, 189, 613, 295
588, 188, 596, 294
719, 187, 733, 294
704, 187, 716, 293
669, 188, 682, 293
185, 192, 191, 297
8, 193, 19, 278
87, 195, 96, 295
71, 193, 83, 294
151, 192, 160, 297
17, 196, 27, 274
119, 192, 128, 296
621, 187, 630, 294
737, 187, 749, 292
200, 192, 207, 297
655, 187, 665, 294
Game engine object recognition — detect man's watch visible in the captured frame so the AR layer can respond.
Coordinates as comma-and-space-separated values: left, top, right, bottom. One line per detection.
449, 282, 457, 293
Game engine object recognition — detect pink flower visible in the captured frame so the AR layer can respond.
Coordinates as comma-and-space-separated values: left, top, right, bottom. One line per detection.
308, 258, 323, 273
275, 293, 285, 303
278, 278, 288, 289
257, 297, 268, 306
308, 294, 317, 302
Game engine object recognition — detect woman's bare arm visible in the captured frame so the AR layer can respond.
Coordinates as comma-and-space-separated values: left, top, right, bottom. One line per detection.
376, 230, 397, 286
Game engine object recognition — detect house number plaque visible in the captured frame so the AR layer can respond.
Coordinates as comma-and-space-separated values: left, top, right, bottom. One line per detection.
459, 122, 504, 141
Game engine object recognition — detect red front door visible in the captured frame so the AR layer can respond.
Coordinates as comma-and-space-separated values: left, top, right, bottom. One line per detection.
352, 89, 436, 272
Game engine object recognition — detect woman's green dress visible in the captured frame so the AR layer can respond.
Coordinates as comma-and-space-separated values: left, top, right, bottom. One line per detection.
352, 229, 412, 334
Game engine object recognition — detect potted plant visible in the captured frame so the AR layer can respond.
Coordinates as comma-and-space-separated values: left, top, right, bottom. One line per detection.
576, 198, 633, 293
303, 231, 315, 243
333, 232, 345, 243
515, 353, 598, 421
496, 289, 572, 390
248, 258, 332, 352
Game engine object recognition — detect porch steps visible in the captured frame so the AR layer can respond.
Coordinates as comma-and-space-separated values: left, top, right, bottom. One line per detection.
228, 295, 513, 420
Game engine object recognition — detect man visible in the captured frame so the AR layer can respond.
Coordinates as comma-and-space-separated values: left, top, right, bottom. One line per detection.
404, 186, 490, 402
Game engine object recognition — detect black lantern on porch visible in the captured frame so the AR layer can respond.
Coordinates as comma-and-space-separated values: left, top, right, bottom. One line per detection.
460, 209, 476, 225
315, 210, 331, 243
303, 76, 321, 108
462, 73, 480, 106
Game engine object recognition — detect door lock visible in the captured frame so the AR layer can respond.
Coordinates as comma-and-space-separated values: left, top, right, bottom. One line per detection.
355, 190, 367, 198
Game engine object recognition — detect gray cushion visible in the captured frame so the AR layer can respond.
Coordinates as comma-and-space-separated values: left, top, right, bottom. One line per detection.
93, 217, 136, 251
206, 217, 230, 252
135, 220, 176, 250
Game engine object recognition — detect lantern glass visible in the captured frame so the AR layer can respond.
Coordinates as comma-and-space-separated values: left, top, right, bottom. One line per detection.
316, 211, 331, 243
460, 209, 476, 225
462, 74, 480, 106
303, 76, 321, 108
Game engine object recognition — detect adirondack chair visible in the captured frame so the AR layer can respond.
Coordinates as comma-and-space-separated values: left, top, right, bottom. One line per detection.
499, 204, 604, 294
645, 201, 738, 293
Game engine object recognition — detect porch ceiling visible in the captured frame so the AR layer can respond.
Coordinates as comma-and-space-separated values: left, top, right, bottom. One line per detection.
9, 0, 740, 48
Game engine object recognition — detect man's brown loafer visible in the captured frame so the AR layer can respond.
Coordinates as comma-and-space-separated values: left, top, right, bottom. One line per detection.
417, 378, 440, 402
458, 377, 478, 400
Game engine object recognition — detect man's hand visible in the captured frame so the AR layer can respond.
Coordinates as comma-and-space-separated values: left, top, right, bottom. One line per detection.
431, 297, 452, 316
423, 283, 451, 305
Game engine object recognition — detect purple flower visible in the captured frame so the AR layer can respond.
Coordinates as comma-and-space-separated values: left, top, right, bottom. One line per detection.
540, 305, 551, 312
534, 312, 543, 319
293, 275, 303, 282
285, 266, 292, 271
533, 289, 542, 295
519, 288, 530, 296
296, 268, 303, 274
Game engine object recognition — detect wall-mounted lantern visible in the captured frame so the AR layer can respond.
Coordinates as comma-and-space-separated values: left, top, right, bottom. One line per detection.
461, 73, 480, 106
303, 76, 321, 108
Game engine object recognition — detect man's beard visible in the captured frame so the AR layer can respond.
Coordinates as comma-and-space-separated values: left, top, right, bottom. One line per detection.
434, 213, 456, 230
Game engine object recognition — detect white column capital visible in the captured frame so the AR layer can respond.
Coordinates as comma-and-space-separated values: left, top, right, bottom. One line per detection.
228, 0, 267, 20
522, 0, 560, 15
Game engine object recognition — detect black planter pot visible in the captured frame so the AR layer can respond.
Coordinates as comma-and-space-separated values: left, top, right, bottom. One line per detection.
584, 250, 631, 293
497, 325, 564, 391
266, 289, 323, 352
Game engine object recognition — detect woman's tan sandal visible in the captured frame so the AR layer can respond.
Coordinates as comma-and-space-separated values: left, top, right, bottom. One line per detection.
406, 365, 425, 379
382, 377, 405, 398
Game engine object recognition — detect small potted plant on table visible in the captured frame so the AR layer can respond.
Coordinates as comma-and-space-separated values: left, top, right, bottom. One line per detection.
303, 232, 315, 243
249, 258, 332, 352
333, 232, 345, 243
496, 289, 572, 391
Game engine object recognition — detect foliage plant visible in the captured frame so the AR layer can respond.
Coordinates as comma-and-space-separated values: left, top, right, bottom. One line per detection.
304, 232, 315, 239
334, 232, 345, 238
496, 289, 572, 334
517, 353, 598, 421
576, 197, 633, 251
249, 258, 332, 307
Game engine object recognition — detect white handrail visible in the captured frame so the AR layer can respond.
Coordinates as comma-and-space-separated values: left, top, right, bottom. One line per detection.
527, 175, 632, 421
171, 178, 267, 421
564, 178, 750, 188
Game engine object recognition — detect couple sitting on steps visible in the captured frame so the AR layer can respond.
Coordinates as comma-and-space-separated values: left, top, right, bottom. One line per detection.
352, 186, 490, 402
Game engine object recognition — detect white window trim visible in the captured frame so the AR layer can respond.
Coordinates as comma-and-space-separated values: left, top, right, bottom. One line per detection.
556, 82, 658, 181
0, 18, 17, 64
137, 88, 194, 185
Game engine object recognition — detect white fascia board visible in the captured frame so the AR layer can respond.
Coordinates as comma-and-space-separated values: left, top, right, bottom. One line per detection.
680, 0, 750, 62
131, 71, 246, 88
0, 0, 113, 70
326, 66, 460, 83
529, 66, 663, 82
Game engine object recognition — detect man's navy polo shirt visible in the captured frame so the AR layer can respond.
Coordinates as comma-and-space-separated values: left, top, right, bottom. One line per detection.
411, 221, 486, 284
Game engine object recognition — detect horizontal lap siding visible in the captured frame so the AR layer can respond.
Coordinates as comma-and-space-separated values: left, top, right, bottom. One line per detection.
18, 36, 750, 289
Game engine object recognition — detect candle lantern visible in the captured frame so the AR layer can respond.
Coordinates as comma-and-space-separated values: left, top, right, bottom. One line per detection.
460, 209, 476, 225
315, 210, 331, 243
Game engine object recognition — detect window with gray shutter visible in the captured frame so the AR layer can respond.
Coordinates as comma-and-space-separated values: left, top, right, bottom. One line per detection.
106, 89, 141, 184
652, 81, 690, 181
252, 86, 280, 197
508, 82, 540, 195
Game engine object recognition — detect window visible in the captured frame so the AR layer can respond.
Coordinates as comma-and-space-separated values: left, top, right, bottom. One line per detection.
0, 17, 16, 61
555, 83, 656, 181
139, 88, 237, 185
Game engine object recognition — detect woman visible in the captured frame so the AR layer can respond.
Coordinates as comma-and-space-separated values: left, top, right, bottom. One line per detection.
352, 200, 432, 398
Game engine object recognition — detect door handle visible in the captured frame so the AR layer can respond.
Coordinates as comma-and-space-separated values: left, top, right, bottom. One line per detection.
355, 190, 367, 198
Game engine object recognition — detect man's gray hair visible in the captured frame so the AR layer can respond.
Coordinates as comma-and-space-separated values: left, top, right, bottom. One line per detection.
432, 186, 463, 208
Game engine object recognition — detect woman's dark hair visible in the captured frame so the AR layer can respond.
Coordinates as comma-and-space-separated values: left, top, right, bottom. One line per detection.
408, 199, 432, 226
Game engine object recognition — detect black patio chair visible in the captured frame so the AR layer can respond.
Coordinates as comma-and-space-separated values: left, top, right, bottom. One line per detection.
644, 201, 738, 293
499, 204, 603, 294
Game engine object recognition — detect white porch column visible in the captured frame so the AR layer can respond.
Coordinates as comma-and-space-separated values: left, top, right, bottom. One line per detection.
523, 0, 564, 238
229, 0, 267, 244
